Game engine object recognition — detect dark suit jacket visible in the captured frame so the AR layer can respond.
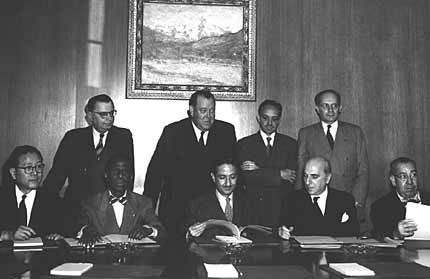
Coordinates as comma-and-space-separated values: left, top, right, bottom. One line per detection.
0, 185, 64, 236
237, 132, 297, 227
78, 190, 166, 241
185, 189, 254, 239
296, 121, 368, 205
279, 188, 359, 236
44, 126, 134, 201
370, 190, 430, 238
144, 118, 236, 234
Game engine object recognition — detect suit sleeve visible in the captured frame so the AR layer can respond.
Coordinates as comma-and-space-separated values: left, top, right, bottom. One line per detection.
295, 128, 308, 190
124, 129, 135, 184
351, 127, 369, 205
143, 127, 169, 208
44, 132, 72, 196
139, 198, 167, 241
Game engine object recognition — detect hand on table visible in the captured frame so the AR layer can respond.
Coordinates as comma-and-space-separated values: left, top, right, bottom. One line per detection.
78, 226, 101, 248
188, 222, 207, 237
14, 226, 36, 240
278, 225, 294, 240
128, 225, 153, 240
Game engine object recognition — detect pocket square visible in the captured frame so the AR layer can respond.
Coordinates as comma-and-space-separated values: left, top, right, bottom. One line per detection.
341, 212, 349, 223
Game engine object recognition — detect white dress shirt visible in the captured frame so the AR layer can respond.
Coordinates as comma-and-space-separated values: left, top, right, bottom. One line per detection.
109, 190, 127, 228
15, 185, 36, 226
191, 120, 208, 145
311, 186, 328, 216
321, 120, 338, 141
216, 190, 233, 213
92, 127, 108, 148
397, 191, 422, 203
259, 130, 276, 147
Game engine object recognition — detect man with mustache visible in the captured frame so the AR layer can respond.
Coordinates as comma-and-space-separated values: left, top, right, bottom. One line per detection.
371, 157, 430, 239
237, 99, 297, 228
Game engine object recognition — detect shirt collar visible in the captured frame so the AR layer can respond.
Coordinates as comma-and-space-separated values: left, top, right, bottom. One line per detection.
215, 189, 233, 202
310, 185, 328, 200
92, 127, 109, 138
109, 190, 127, 199
191, 119, 208, 141
397, 191, 421, 203
321, 120, 338, 131
259, 130, 276, 145
15, 185, 36, 200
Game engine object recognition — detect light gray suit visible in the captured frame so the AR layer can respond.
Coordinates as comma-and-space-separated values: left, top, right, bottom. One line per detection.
296, 121, 368, 205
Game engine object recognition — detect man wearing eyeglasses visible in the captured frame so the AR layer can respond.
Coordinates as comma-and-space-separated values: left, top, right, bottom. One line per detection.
370, 157, 430, 239
0, 145, 64, 240
44, 94, 134, 232
296, 89, 369, 226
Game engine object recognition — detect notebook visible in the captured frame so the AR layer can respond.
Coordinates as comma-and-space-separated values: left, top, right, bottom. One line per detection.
50, 263, 93, 276
14, 237, 43, 248
328, 263, 375, 276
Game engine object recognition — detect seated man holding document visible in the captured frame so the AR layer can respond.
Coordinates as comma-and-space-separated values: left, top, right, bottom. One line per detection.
185, 158, 260, 241
77, 154, 166, 247
278, 157, 359, 239
0, 145, 64, 241
370, 157, 430, 239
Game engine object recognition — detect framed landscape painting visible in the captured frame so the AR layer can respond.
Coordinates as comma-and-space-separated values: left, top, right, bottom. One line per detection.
126, 0, 256, 100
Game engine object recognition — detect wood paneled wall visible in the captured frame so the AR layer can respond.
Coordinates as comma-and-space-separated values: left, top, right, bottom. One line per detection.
1, 0, 429, 206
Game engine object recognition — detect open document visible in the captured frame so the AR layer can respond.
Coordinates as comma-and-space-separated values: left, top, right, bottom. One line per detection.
405, 203, 430, 240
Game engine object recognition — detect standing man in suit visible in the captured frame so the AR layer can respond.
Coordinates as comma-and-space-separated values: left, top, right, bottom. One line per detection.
186, 158, 254, 239
279, 157, 359, 239
144, 89, 236, 239
370, 157, 430, 239
296, 89, 368, 224
0, 145, 63, 240
44, 94, 134, 231
78, 154, 166, 247
237, 99, 297, 227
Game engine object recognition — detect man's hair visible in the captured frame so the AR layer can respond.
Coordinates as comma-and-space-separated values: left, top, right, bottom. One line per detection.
389, 157, 416, 176
85, 94, 114, 112
2, 145, 43, 187
314, 89, 341, 106
105, 153, 132, 174
189, 89, 215, 107
211, 157, 239, 174
258, 99, 283, 116
306, 156, 332, 174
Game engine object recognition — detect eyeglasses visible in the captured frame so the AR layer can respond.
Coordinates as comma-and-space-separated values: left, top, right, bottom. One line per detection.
319, 103, 340, 111
16, 164, 45, 174
394, 172, 418, 181
92, 110, 117, 119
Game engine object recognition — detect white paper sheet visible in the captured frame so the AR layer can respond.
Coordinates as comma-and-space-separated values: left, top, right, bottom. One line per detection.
406, 203, 430, 240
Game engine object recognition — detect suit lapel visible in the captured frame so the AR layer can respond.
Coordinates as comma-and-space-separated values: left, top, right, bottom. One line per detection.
98, 192, 120, 233
121, 193, 137, 233
86, 126, 98, 161
314, 124, 332, 157
28, 191, 41, 228
332, 122, 348, 161
210, 192, 228, 221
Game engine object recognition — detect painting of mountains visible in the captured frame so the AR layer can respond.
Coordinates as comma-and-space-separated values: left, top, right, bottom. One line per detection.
140, 3, 244, 86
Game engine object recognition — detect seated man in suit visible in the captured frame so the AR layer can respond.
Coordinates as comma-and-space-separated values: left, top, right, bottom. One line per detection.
77, 154, 166, 247
186, 158, 254, 239
279, 156, 359, 239
370, 157, 430, 239
0, 145, 63, 240
237, 99, 298, 228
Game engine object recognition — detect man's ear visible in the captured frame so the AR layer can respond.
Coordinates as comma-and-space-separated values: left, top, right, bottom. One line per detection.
338, 105, 344, 114
325, 173, 332, 185
9, 168, 16, 180
210, 172, 215, 183
389, 175, 396, 187
189, 105, 194, 117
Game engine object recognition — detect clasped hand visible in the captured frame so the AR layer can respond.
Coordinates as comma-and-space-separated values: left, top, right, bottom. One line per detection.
278, 225, 294, 240
188, 222, 207, 237
397, 219, 417, 238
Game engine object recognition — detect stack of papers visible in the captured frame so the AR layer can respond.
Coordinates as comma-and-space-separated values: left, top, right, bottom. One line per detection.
204, 263, 239, 278
406, 203, 430, 240
329, 263, 375, 276
14, 237, 43, 248
50, 263, 93, 276
294, 236, 342, 249
64, 234, 156, 247
214, 235, 252, 244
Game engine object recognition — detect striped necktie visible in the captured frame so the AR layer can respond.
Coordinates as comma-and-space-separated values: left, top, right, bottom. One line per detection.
95, 133, 105, 160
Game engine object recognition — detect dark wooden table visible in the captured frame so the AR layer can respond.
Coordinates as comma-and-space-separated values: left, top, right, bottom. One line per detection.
1, 239, 430, 278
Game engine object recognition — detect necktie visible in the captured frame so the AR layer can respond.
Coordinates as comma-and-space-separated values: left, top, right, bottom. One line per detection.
402, 199, 420, 206
313, 196, 323, 216
266, 137, 272, 157
95, 133, 105, 160
19, 194, 27, 226
326, 125, 334, 150
225, 196, 233, 222
109, 195, 127, 205
199, 131, 205, 147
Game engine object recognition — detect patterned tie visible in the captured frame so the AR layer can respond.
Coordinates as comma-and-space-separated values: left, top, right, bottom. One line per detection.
326, 125, 334, 150
109, 195, 127, 205
19, 194, 27, 226
199, 131, 205, 147
95, 133, 105, 160
313, 196, 323, 216
266, 137, 272, 157
225, 196, 233, 222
